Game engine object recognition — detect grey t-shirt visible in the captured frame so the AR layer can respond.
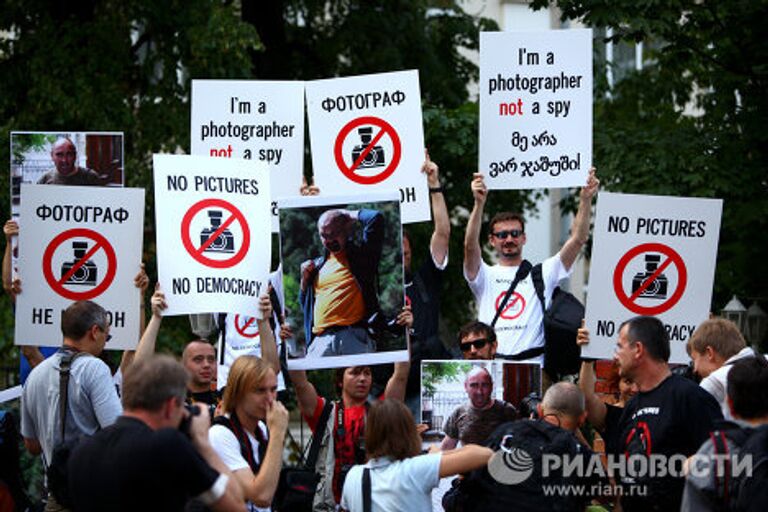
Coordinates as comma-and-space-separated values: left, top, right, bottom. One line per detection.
21, 351, 122, 464
443, 400, 518, 445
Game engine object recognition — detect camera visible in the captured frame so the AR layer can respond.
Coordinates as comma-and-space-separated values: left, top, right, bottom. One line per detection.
200, 210, 235, 253
61, 241, 98, 286
178, 403, 201, 437
367, 311, 405, 338
351, 127, 385, 169
519, 392, 542, 420
631, 254, 668, 299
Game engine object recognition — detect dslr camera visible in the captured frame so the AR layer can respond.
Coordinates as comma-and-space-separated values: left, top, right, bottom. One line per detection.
61, 241, 98, 286
351, 127, 385, 169
178, 403, 201, 437
631, 254, 668, 299
200, 210, 235, 253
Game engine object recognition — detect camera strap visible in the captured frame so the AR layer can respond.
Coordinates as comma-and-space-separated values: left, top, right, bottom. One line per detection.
334, 401, 368, 463
212, 412, 267, 474
362, 467, 372, 512
490, 260, 533, 328
57, 346, 87, 441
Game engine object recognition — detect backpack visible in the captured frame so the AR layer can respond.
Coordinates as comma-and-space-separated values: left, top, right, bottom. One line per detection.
530, 263, 584, 380
46, 348, 88, 509
443, 419, 588, 512
710, 423, 768, 511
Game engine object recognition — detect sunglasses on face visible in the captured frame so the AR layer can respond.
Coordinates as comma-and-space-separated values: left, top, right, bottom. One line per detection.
493, 229, 523, 239
460, 338, 490, 352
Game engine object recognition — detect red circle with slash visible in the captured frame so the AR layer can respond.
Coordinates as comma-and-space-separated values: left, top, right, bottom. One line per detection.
43, 228, 117, 300
333, 116, 402, 185
181, 198, 250, 269
234, 314, 260, 339
495, 291, 526, 320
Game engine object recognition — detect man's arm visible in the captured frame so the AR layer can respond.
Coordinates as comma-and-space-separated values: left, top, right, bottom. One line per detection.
230, 401, 289, 507
559, 168, 599, 271
463, 173, 487, 281
576, 323, 608, 430
120, 264, 150, 373
288, 369, 319, 422
439, 435, 459, 451
133, 284, 166, 364
256, 293, 279, 375
2, 219, 17, 299
439, 445, 493, 478
383, 306, 413, 401
423, 152, 450, 266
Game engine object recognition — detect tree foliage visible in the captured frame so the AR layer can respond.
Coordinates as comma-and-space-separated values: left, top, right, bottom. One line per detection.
532, 0, 768, 335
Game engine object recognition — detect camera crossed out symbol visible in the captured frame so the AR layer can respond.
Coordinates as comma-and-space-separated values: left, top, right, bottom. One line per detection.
334, 116, 402, 185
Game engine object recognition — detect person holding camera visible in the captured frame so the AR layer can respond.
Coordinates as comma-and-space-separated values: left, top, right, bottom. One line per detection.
299, 207, 384, 357
208, 354, 288, 511
67, 355, 245, 512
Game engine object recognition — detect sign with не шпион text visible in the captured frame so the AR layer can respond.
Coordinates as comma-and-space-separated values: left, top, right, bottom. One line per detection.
190, 80, 305, 232
305, 70, 429, 224
583, 192, 723, 364
479, 29, 592, 190
15, 184, 144, 349
153, 154, 271, 316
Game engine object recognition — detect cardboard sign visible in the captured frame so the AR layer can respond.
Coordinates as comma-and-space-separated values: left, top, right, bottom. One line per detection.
305, 70, 429, 224
479, 30, 592, 189
15, 184, 144, 349
584, 192, 723, 363
278, 191, 408, 370
190, 80, 305, 231
153, 154, 271, 316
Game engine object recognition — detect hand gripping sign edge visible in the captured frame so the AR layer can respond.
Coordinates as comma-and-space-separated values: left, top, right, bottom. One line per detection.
181, 198, 251, 269
42, 228, 118, 301
333, 116, 402, 185
234, 314, 260, 339
495, 291, 526, 321
612, 242, 688, 316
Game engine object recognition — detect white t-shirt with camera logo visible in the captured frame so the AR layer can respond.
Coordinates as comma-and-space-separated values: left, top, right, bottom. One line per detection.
465, 253, 570, 363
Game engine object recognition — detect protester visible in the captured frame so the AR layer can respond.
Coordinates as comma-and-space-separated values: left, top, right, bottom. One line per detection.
183, 339, 219, 408
687, 317, 758, 420
37, 137, 103, 186
299, 207, 385, 357
463, 168, 598, 363
682, 355, 768, 511
209, 355, 288, 511
67, 355, 245, 512
457, 320, 497, 360
339, 398, 492, 512
440, 367, 517, 449
584, 315, 723, 511
20, 300, 122, 511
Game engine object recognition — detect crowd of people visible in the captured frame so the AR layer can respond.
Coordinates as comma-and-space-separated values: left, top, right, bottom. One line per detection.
3, 140, 767, 512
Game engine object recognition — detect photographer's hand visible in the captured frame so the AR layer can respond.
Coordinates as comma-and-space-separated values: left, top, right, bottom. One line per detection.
300, 260, 315, 292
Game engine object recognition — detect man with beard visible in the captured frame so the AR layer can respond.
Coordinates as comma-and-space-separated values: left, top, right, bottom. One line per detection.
37, 138, 103, 186
299, 207, 384, 357
463, 169, 598, 363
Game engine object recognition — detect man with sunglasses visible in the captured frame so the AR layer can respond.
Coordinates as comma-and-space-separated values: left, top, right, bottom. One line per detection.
457, 321, 498, 360
463, 169, 598, 363
21, 300, 122, 510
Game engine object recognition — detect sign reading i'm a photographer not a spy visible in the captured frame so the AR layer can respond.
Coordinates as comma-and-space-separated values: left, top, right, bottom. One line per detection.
152, 154, 271, 316
583, 192, 723, 364
15, 184, 145, 349
305, 70, 429, 224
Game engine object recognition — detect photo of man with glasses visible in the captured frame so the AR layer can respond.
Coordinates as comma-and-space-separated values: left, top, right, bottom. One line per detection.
462, 169, 598, 363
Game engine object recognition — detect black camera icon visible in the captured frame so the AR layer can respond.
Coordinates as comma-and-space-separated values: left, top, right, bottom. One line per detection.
631, 254, 668, 299
351, 127, 385, 169
61, 241, 98, 286
200, 210, 235, 253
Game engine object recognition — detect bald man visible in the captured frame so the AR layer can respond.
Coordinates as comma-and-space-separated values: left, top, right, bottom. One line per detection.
182, 340, 219, 407
37, 138, 102, 186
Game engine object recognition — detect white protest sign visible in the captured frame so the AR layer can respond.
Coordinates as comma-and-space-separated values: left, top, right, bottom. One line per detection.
305, 70, 429, 224
153, 154, 271, 316
479, 29, 592, 189
191, 80, 304, 232
584, 192, 723, 364
216, 314, 284, 392
15, 184, 145, 349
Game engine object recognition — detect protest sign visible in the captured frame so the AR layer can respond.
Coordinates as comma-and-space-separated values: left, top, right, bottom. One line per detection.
479, 30, 592, 189
190, 80, 304, 231
584, 192, 723, 363
305, 70, 429, 224
279, 191, 408, 370
15, 184, 144, 349
153, 154, 271, 316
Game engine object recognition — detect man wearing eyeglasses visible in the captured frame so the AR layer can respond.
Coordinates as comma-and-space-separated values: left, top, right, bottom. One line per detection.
463, 169, 598, 363
21, 300, 122, 510
457, 320, 498, 360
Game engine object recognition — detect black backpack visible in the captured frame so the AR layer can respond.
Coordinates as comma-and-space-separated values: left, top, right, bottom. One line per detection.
710, 423, 768, 511
443, 419, 590, 512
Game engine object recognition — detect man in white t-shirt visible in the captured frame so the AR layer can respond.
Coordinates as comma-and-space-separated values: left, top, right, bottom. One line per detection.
463, 169, 598, 363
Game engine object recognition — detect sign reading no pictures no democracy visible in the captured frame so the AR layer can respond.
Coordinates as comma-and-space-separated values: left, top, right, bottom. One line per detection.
305, 70, 429, 224
153, 154, 271, 316
583, 192, 723, 364
479, 29, 592, 190
190, 80, 305, 232
15, 184, 145, 349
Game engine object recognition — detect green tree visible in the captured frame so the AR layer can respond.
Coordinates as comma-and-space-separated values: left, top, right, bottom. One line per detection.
531, 1, 768, 347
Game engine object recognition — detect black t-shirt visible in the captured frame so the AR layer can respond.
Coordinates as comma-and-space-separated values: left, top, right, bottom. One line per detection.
405, 255, 443, 341
68, 416, 220, 512
608, 374, 723, 512
187, 389, 220, 407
